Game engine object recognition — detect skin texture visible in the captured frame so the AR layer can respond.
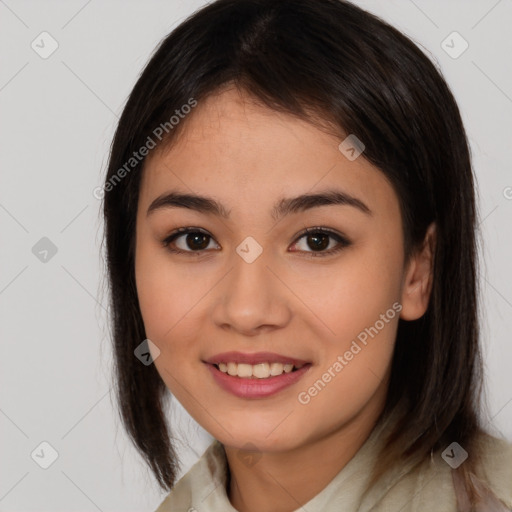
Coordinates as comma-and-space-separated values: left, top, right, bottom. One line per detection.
134, 87, 436, 512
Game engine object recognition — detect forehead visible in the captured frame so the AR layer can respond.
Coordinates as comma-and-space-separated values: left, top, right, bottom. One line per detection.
139, 88, 398, 218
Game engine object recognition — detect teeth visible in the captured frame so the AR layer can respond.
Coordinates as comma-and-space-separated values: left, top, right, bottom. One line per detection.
237, 363, 253, 378
253, 362, 270, 378
215, 361, 303, 379
270, 362, 284, 376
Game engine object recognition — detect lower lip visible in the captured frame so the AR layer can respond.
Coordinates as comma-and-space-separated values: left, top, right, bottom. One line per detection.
205, 363, 312, 399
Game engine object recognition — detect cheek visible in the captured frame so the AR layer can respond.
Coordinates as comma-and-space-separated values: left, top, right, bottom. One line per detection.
135, 243, 169, 337
135, 238, 193, 346
291, 245, 401, 418
135, 249, 202, 400
301, 245, 403, 344
295, 285, 400, 436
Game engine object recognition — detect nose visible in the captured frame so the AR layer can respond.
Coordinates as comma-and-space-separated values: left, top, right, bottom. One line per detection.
211, 249, 292, 336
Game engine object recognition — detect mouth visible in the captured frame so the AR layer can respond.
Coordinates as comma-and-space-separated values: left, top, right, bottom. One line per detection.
211, 361, 307, 379
203, 352, 313, 399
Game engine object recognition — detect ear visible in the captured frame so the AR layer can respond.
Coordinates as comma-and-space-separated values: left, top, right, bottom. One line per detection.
399, 222, 436, 321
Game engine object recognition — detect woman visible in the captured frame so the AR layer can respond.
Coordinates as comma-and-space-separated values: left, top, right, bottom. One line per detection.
101, 0, 512, 510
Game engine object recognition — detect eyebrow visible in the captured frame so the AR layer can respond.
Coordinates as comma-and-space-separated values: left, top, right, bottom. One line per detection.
146, 188, 372, 221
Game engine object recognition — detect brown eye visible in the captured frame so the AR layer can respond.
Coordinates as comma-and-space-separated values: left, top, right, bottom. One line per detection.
305, 232, 330, 251
182, 232, 211, 250
162, 228, 219, 253
291, 228, 351, 257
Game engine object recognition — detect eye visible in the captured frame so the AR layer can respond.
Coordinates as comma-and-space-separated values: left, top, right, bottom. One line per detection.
161, 226, 351, 257
162, 227, 219, 254
290, 227, 351, 257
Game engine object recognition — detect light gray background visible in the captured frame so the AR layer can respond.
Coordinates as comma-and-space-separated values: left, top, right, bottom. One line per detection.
1, 0, 511, 510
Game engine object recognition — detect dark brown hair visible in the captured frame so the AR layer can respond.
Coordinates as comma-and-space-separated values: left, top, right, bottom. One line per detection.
102, 0, 488, 504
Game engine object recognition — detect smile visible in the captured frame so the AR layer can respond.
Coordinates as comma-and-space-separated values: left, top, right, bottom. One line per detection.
215, 361, 305, 379
203, 351, 312, 398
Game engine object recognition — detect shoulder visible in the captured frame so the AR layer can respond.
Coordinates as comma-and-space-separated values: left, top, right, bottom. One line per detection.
473, 432, 512, 508
369, 432, 512, 512
153, 440, 230, 512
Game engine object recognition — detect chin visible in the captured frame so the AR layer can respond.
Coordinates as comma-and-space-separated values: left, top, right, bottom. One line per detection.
212, 421, 306, 453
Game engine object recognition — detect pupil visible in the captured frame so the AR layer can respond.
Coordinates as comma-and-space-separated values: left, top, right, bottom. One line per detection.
308, 233, 328, 251
187, 233, 209, 250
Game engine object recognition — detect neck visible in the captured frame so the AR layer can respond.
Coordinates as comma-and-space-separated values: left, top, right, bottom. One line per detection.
224, 395, 387, 512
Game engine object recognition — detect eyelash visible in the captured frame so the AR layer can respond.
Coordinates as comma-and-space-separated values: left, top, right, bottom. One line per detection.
161, 226, 351, 258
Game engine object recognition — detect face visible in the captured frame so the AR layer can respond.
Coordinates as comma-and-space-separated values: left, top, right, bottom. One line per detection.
134, 87, 426, 453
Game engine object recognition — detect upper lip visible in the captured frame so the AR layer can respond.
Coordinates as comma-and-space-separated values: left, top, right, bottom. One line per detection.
204, 351, 310, 366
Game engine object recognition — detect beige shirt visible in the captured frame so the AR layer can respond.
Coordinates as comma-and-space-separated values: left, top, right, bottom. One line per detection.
154, 417, 512, 512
